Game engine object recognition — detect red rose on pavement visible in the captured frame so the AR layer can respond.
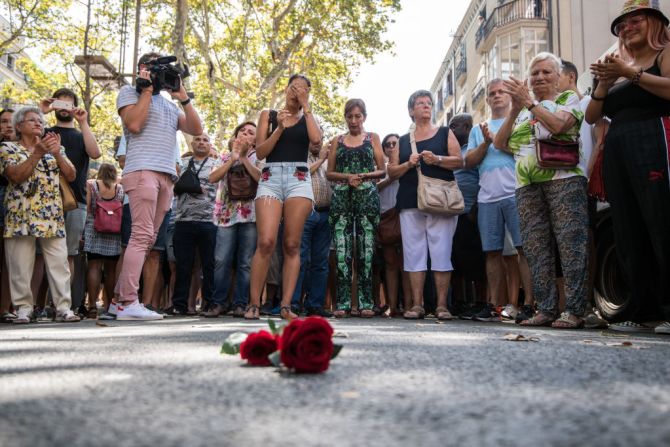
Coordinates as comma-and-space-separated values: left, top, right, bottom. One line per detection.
280, 317, 334, 373
240, 330, 279, 366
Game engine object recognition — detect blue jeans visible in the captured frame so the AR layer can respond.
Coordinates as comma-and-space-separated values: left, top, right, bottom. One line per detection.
172, 221, 217, 311
212, 223, 257, 307
291, 209, 331, 310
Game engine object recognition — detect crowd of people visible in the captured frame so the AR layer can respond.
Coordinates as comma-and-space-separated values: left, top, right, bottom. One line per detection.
0, 1, 668, 334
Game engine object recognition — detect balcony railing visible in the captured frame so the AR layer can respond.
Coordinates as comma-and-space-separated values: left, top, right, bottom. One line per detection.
455, 58, 467, 83
476, 0, 549, 49
472, 78, 485, 106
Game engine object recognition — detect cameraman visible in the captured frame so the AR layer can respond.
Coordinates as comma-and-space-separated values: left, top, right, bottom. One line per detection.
114, 52, 202, 321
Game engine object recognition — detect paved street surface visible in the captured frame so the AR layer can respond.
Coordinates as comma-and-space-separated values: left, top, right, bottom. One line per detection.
1, 317, 669, 447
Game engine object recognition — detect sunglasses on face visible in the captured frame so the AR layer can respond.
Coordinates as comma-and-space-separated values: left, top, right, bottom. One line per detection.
383, 141, 397, 149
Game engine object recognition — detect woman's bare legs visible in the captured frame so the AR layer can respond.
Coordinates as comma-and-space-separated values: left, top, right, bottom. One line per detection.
279, 197, 313, 319
247, 198, 283, 317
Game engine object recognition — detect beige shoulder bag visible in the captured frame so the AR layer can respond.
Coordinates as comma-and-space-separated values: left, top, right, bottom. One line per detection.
410, 129, 464, 216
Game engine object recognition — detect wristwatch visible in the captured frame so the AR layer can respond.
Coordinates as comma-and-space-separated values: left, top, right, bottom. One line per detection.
528, 100, 539, 111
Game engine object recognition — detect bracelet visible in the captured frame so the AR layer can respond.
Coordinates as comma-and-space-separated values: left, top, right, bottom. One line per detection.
180, 97, 191, 106
591, 92, 607, 101
631, 68, 644, 85
303, 108, 312, 115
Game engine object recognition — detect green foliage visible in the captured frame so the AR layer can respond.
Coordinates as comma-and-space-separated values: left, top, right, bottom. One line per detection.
0, 0, 71, 56
142, 0, 401, 142
1, 0, 401, 156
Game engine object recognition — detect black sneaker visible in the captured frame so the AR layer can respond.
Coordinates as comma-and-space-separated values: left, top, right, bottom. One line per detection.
459, 304, 483, 320
232, 305, 246, 318
306, 307, 333, 318
259, 302, 274, 316
164, 306, 189, 317
515, 305, 535, 324
473, 303, 502, 322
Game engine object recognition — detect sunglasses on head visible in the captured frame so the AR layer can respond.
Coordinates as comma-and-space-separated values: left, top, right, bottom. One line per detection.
383, 141, 397, 149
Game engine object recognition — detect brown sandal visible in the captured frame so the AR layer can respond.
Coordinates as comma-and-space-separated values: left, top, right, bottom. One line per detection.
435, 306, 453, 321
551, 312, 584, 329
359, 309, 375, 318
244, 304, 260, 320
333, 309, 349, 318
403, 306, 425, 320
519, 311, 555, 327
280, 306, 297, 321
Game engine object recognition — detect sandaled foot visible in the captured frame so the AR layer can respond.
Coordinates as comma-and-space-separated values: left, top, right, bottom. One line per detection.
280, 306, 297, 321
350, 308, 360, 317
551, 312, 584, 329
359, 309, 375, 318
333, 309, 349, 318
435, 306, 453, 321
520, 311, 555, 327
244, 304, 260, 320
403, 306, 425, 320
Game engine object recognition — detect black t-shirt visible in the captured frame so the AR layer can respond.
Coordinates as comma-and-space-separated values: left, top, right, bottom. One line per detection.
396, 126, 455, 210
46, 126, 89, 204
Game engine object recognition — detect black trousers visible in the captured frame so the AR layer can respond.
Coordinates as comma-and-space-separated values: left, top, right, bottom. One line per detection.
603, 117, 670, 321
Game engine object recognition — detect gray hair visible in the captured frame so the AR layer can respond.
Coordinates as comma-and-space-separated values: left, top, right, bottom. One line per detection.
486, 78, 504, 95
407, 90, 433, 122
527, 52, 562, 77
13, 106, 44, 138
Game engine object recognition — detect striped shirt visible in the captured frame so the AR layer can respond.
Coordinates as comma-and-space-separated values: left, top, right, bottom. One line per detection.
116, 85, 182, 179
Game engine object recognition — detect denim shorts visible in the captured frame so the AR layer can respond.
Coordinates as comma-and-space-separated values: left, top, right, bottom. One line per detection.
256, 162, 314, 203
477, 196, 522, 252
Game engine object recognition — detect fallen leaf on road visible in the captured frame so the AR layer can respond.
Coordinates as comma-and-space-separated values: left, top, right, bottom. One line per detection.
600, 331, 629, 338
96, 321, 111, 327
333, 331, 348, 338
503, 333, 539, 342
435, 320, 445, 325
340, 391, 360, 399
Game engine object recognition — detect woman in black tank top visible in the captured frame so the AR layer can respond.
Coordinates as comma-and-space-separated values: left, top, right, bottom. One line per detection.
586, 4, 670, 332
246, 74, 322, 320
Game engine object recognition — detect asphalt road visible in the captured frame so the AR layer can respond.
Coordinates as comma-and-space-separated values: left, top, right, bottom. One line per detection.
1, 317, 669, 447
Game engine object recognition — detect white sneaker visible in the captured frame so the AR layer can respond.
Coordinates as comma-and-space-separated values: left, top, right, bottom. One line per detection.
501, 304, 518, 320
654, 322, 670, 334
13, 307, 32, 324
116, 301, 164, 321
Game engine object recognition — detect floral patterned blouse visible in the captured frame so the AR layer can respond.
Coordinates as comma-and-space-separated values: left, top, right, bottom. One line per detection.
507, 90, 585, 189
0, 141, 68, 238
213, 150, 258, 228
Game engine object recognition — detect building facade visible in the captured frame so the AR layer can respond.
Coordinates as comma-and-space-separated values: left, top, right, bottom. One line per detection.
0, 15, 28, 93
430, 0, 670, 125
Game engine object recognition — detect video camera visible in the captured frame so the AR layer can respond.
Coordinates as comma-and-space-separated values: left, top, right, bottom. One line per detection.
137, 56, 190, 93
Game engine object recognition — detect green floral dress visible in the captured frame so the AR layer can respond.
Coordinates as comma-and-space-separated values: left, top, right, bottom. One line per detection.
507, 90, 585, 188
0, 142, 66, 238
329, 133, 380, 311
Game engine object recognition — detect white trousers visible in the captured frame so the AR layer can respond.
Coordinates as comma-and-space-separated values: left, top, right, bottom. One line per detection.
399, 209, 457, 272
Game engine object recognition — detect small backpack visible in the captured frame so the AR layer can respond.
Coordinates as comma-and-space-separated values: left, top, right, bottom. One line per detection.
93, 182, 123, 234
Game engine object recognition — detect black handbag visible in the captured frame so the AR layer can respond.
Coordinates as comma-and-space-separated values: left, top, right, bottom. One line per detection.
174, 158, 206, 195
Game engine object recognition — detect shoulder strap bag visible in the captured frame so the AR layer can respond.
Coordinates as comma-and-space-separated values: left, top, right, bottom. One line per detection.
227, 161, 258, 201
410, 129, 464, 216
93, 183, 123, 234
174, 158, 206, 195
59, 174, 77, 212
534, 119, 580, 169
